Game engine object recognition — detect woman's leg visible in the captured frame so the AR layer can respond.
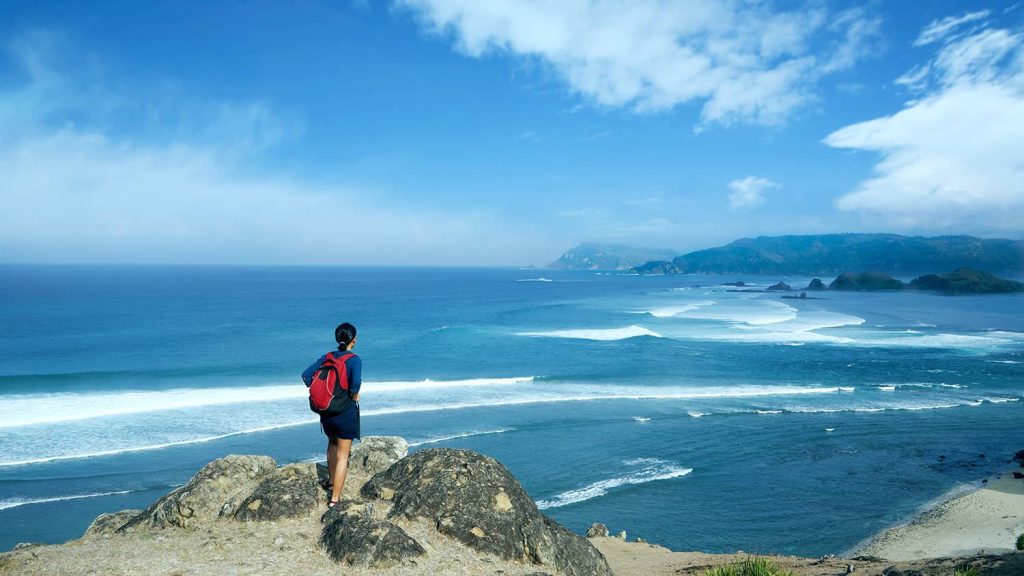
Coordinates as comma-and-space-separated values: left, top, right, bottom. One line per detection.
329, 438, 353, 503
326, 437, 337, 489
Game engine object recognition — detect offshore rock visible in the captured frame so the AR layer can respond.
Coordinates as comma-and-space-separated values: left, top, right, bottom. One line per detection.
361, 448, 612, 576
807, 278, 826, 290
119, 455, 276, 531
316, 436, 409, 499
320, 500, 425, 568
767, 281, 792, 291
234, 463, 320, 521
586, 523, 609, 538
82, 509, 142, 537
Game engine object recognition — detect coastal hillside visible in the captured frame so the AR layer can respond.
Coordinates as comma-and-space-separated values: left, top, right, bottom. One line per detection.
550, 242, 677, 270
4, 437, 1024, 576
631, 234, 1024, 276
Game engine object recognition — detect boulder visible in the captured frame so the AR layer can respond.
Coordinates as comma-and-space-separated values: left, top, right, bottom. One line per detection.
82, 509, 141, 537
320, 500, 425, 568
316, 436, 409, 499
586, 523, 609, 538
119, 455, 276, 531
361, 448, 612, 576
1013, 449, 1024, 467
234, 463, 320, 521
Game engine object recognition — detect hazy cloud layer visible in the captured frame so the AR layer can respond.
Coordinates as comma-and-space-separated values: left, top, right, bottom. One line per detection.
0, 33, 548, 265
398, 0, 880, 127
825, 14, 1024, 232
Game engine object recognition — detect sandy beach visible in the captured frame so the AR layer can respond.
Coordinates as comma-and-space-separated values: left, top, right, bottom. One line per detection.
855, 471, 1024, 561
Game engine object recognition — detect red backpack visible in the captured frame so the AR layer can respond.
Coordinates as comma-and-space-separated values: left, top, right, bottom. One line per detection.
308, 352, 355, 416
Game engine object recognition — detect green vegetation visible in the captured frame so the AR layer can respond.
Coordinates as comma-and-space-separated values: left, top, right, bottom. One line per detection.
1017, 532, 1024, 550
910, 267, 1024, 294
953, 565, 980, 576
630, 233, 1024, 276
703, 556, 796, 576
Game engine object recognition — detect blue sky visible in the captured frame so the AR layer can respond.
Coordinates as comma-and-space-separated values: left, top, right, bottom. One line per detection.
1, 1, 1022, 265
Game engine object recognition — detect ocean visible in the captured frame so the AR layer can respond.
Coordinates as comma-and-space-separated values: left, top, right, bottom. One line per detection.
0, 265, 1021, 555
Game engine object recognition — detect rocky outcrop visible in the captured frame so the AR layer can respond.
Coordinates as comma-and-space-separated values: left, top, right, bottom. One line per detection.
319, 500, 426, 568
361, 448, 613, 576
909, 268, 1024, 294
587, 523, 609, 538
317, 436, 409, 500
119, 455, 276, 531
82, 509, 141, 537
807, 278, 826, 290
767, 281, 791, 291
234, 463, 320, 521
829, 271, 904, 291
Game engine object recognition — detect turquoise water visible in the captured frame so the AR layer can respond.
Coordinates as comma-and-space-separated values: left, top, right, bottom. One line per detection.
0, 265, 1022, 554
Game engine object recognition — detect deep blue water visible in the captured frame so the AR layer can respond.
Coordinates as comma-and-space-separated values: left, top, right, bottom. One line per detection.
1, 265, 1022, 554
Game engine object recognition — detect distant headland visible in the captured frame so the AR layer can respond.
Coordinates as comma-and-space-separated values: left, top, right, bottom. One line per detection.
552, 234, 1024, 277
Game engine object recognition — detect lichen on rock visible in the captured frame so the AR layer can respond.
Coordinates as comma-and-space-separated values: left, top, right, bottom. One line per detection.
234, 463, 320, 521
361, 448, 613, 576
119, 454, 277, 532
319, 500, 425, 568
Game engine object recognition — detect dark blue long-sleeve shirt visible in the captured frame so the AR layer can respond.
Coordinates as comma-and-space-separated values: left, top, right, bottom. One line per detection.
302, 351, 362, 395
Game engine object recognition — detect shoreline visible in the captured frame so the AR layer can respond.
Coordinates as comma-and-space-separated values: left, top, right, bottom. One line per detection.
851, 469, 1024, 561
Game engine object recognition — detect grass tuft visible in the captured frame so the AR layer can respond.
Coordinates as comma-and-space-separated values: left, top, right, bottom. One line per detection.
953, 565, 980, 576
704, 556, 796, 576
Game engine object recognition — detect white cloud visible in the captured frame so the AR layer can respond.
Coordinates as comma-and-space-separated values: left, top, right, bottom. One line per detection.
0, 33, 549, 265
914, 10, 991, 47
396, 1, 880, 128
728, 176, 778, 210
825, 18, 1024, 233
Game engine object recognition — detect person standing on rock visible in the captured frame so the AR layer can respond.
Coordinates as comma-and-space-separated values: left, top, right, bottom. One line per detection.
302, 322, 361, 508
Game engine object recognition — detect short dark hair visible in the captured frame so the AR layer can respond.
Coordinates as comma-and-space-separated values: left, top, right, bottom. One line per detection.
335, 322, 357, 349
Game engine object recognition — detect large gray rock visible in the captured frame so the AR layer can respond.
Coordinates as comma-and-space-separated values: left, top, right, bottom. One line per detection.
234, 463, 320, 521
320, 499, 426, 568
120, 455, 276, 531
316, 436, 409, 499
82, 509, 142, 538
361, 448, 612, 576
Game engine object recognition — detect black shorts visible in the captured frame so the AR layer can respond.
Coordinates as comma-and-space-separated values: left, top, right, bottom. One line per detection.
320, 403, 360, 440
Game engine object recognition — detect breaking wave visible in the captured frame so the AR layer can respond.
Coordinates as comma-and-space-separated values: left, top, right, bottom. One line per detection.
536, 459, 692, 509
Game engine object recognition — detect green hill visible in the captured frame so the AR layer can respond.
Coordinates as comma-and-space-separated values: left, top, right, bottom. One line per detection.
631, 234, 1024, 276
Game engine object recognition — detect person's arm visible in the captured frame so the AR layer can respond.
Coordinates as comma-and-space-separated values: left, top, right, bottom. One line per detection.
348, 355, 362, 401
301, 354, 327, 386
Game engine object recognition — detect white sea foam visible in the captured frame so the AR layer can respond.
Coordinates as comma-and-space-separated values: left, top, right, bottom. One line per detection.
371, 377, 534, 392
408, 428, 514, 447
987, 360, 1022, 364
0, 420, 318, 467
632, 417, 651, 423
755, 410, 783, 415
0, 489, 136, 511
536, 460, 692, 509
0, 377, 535, 428
877, 386, 896, 391
825, 428, 835, 432
517, 278, 553, 282
786, 400, 981, 414
838, 387, 856, 392
981, 397, 1019, 404
516, 326, 663, 341
639, 300, 715, 318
